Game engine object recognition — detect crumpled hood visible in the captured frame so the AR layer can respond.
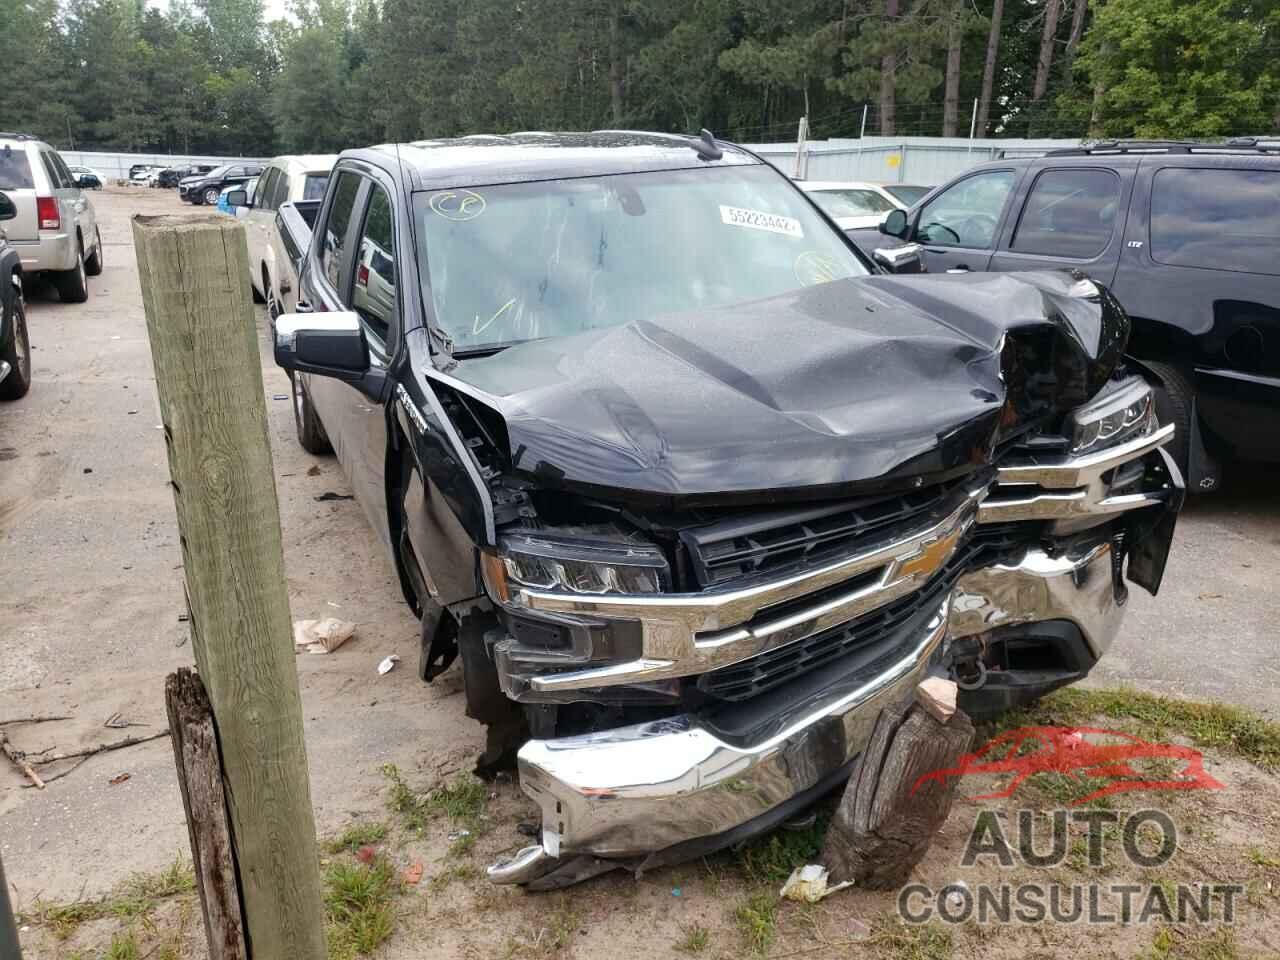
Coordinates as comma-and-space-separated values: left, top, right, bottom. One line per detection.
441, 271, 1127, 505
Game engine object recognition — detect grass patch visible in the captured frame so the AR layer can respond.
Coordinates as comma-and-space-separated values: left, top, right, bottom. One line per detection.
868, 917, 953, 960
998, 687, 1280, 771
1248, 847, 1280, 869
324, 856, 397, 960
105, 931, 141, 960
382, 764, 488, 837
734, 892, 777, 955
429, 862, 481, 891
503, 898, 581, 957
327, 821, 389, 855
22, 856, 195, 938
733, 812, 829, 885
676, 923, 710, 953
1143, 925, 1239, 960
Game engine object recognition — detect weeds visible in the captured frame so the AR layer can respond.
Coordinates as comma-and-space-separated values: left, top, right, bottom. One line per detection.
733, 812, 829, 885
324, 856, 397, 960
327, 821, 390, 854
22, 856, 195, 939
382, 764, 488, 839
1248, 847, 1280, 868
734, 892, 777, 955
676, 923, 711, 953
1143, 925, 1239, 960
998, 687, 1280, 771
867, 917, 953, 960
104, 931, 141, 960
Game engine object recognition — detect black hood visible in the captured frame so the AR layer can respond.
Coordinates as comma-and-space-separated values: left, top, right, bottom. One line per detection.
439, 270, 1127, 507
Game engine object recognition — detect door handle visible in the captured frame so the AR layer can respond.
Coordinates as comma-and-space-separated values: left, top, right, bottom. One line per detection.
294, 300, 314, 313
946, 266, 970, 274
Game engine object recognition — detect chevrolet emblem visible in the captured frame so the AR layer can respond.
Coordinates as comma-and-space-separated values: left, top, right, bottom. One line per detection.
894, 508, 975, 582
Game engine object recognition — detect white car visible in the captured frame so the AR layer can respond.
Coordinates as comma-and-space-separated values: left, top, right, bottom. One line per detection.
797, 180, 930, 230
67, 165, 106, 187
234, 154, 337, 310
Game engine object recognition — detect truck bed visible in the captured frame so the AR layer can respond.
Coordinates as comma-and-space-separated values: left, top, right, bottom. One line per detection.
274, 200, 321, 314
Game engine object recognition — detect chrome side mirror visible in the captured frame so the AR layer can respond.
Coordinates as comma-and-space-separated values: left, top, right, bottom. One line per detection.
274, 311, 369, 379
873, 243, 926, 275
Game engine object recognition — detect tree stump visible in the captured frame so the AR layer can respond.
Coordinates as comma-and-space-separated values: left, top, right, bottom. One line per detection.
821, 697, 975, 889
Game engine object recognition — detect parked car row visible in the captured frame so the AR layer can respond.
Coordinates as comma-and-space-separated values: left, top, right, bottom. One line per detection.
865, 139, 1280, 489
264, 131, 1183, 890
179, 162, 264, 205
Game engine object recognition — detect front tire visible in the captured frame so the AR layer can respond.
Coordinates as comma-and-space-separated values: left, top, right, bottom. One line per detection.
85, 227, 104, 277
55, 244, 89, 304
0, 287, 32, 400
203, 187, 220, 206
1145, 360, 1193, 479
291, 372, 332, 454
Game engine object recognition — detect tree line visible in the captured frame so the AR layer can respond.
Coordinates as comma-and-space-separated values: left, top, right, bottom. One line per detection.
2, 0, 1277, 158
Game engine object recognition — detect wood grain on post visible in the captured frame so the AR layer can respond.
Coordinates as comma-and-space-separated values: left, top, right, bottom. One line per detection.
133, 213, 326, 960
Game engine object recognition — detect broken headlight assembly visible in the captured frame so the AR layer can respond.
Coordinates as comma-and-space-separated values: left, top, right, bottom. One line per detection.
483, 532, 670, 602
1068, 376, 1157, 455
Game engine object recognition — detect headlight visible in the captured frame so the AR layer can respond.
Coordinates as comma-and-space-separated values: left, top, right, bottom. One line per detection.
1068, 377, 1157, 455
482, 532, 669, 602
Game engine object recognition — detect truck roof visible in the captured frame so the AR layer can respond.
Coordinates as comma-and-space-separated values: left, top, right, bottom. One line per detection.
352, 131, 760, 192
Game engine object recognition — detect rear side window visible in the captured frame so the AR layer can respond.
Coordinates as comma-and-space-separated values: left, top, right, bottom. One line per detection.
1012, 168, 1120, 259
255, 168, 279, 209
322, 171, 362, 290
0, 149, 34, 189
303, 174, 330, 200
1151, 168, 1280, 276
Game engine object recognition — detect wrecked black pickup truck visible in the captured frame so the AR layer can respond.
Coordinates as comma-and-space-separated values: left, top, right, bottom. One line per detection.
270, 131, 1183, 890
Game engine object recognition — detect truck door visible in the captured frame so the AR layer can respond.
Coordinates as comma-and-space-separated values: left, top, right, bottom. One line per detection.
910, 168, 1021, 275
987, 164, 1132, 286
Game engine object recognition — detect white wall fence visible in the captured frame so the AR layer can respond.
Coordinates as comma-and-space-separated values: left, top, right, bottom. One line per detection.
745, 136, 1085, 186
60, 150, 269, 181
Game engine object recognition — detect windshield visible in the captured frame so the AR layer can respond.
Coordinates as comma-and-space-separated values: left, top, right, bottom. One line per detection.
415, 164, 868, 352
204, 165, 230, 179
807, 188, 896, 218
885, 184, 930, 206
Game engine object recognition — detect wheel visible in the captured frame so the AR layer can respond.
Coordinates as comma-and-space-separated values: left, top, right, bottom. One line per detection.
85, 227, 104, 277
252, 266, 266, 304
266, 276, 282, 321
55, 242, 89, 304
0, 284, 31, 400
203, 187, 221, 206
1144, 360, 1193, 478
291, 372, 332, 454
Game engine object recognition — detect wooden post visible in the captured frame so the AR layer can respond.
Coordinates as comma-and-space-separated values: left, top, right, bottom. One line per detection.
166, 669, 248, 960
821, 694, 975, 889
133, 213, 326, 960
1, 851, 23, 960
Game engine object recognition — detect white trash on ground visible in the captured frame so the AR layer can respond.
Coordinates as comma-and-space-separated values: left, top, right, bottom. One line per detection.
292, 617, 356, 654
779, 863, 854, 902
377, 654, 401, 675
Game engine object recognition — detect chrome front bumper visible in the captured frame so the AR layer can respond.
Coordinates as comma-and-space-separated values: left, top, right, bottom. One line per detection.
488, 424, 1177, 886
489, 541, 1127, 885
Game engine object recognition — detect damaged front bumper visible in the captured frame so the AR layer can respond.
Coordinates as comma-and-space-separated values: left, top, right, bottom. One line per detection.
488, 424, 1182, 888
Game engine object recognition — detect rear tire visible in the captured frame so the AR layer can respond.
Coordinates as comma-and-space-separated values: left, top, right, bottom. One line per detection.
203, 187, 220, 206
0, 286, 32, 400
55, 244, 89, 304
291, 371, 332, 454
85, 228, 104, 277
1144, 360, 1193, 478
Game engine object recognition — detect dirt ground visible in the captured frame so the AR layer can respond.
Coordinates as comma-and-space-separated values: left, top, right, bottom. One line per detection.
3, 188, 1279, 959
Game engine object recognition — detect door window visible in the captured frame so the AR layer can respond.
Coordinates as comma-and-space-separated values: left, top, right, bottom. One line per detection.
271, 174, 291, 209
349, 185, 397, 342
1151, 167, 1280, 276
1011, 169, 1121, 259
321, 170, 362, 290
917, 170, 1016, 248
255, 168, 279, 209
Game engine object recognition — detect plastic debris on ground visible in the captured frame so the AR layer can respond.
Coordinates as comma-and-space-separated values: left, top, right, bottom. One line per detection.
779, 864, 853, 903
293, 617, 357, 655
377, 654, 400, 675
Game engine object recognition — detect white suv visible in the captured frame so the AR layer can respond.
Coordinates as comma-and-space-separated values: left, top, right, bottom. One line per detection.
0, 133, 102, 302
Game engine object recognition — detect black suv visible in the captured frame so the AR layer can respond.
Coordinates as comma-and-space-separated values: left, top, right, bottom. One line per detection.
157, 163, 215, 189
873, 140, 1280, 491
180, 163, 263, 206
